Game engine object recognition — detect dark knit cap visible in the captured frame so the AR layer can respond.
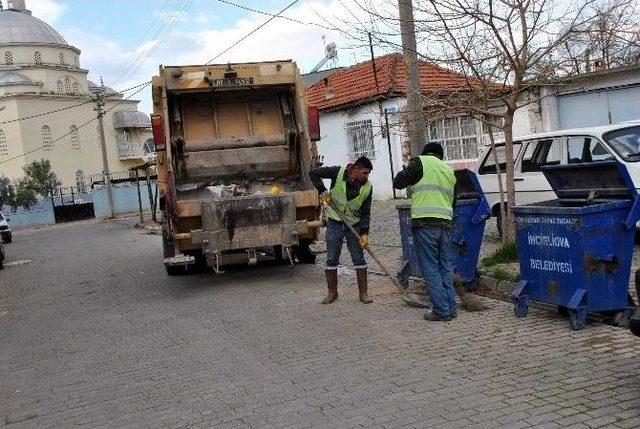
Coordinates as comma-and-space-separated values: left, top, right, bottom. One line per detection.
422, 142, 444, 159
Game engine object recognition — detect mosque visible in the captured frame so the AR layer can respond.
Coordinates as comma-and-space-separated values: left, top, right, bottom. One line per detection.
0, 0, 152, 190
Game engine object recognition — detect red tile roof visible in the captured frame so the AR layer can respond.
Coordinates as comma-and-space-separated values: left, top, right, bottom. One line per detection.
306, 52, 487, 111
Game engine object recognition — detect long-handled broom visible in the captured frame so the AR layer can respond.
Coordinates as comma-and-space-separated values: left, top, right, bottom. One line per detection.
326, 200, 487, 311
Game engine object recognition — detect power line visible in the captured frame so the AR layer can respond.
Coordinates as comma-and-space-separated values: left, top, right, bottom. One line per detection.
215, 0, 334, 31
0, 80, 151, 126
205, 0, 301, 64
112, 0, 194, 87
0, 82, 151, 166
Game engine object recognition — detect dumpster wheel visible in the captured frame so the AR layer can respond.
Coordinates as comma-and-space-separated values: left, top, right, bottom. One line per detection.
514, 299, 529, 318
569, 308, 588, 330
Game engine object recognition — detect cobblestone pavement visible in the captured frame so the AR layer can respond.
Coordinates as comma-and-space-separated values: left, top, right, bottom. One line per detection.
1, 218, 640, 428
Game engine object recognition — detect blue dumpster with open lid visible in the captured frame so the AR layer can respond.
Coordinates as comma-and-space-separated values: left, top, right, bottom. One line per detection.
396, 169, 491, 288
511, 161, 640, 330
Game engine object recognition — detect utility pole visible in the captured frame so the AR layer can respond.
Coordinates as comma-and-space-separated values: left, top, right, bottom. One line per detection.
398, 0, 427, 158
95, 78, 115, 218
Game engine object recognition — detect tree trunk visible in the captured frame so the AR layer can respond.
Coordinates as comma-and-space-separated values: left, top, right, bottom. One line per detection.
487, 126, 507, 245
502, 112, 517, 244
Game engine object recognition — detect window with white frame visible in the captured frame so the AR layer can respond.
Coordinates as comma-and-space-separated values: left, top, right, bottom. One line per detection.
345, 119, 375, 161
428, 116, 479, 161
481, 114, 505, 144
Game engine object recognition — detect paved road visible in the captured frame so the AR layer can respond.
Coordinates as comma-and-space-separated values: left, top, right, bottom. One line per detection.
1, 219, 640, 429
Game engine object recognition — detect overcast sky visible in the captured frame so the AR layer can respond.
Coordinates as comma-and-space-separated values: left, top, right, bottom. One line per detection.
20, 0, 401, 113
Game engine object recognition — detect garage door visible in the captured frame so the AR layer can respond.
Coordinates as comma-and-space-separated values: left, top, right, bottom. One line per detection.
558, 85, 640, 129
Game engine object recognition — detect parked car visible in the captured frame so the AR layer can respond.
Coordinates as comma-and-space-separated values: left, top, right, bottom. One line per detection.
0, 211, 11, 243
475, 121, 640, 234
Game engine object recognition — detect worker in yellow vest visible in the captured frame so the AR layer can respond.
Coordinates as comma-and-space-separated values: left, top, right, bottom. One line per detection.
393, 143, 457, 321
309, 157, 374, 305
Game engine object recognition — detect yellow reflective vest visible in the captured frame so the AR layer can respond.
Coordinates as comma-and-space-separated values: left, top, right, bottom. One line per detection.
325, 166, 372, 224
410, 156, 456, 221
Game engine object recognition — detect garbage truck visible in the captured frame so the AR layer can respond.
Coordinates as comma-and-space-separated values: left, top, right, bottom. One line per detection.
151, 60, 323, 275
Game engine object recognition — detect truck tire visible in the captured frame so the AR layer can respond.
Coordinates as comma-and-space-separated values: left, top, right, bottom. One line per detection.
162, 229, 175, 259
165, 264, 185, 276
294, 240, 316, 264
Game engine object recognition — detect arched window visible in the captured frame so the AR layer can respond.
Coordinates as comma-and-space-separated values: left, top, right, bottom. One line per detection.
4, 51, 13, 65
75, 170, 85, 193
41, 125, 52, 151
64, 76, 71, 94
34, 51, 42, 64
0, 129, 8, 157
59, 52, 65, 65
56, 79, 64, 93
70, 125, 80, 150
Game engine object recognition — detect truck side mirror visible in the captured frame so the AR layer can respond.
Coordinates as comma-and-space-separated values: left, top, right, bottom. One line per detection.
308, 106, 320, 141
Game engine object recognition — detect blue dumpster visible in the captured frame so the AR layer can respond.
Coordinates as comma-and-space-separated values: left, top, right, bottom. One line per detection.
397, 169, 491, 288
511, 161, 640, 330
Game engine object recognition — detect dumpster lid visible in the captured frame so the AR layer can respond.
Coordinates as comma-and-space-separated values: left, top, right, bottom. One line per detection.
454, 169, 485, 200
542, 161, 638, 202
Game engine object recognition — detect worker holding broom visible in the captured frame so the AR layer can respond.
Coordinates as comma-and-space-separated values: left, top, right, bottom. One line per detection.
309, 157, 374, 305
393, 142, 458, 321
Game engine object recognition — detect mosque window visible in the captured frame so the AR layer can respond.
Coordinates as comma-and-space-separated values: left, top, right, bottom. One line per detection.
4, 51, 13, 65
75, 170, 86, 193
34, 51, 42, 64
56, 79, 64, 93
70, 125, 80, 150
72, 82, 80, 94
64, 77, 71, 94
42, 125, 52, 151
0, 129, 8, 158
59, 52, 65, 65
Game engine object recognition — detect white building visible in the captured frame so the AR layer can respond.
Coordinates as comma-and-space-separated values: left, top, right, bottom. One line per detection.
0, 0, 152, 189
537, 64, 640, 131
306, 53, 535, 200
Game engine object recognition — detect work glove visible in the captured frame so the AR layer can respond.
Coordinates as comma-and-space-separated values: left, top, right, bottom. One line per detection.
319, 191, 332, 206
358, 234, 370, 249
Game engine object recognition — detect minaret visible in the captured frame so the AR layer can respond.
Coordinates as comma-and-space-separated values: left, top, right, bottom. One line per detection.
8, 0, 31, 15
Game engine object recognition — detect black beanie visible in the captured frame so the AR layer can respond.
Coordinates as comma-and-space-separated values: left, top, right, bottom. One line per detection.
422, 142, 444, 159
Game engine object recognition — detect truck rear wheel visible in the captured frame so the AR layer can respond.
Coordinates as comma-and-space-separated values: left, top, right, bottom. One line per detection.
165, 264, 186, 276
294, 240, 316, 264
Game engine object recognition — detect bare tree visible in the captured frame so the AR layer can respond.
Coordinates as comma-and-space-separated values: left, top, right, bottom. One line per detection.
398, 0, 630, 243
557, 0, 640, 74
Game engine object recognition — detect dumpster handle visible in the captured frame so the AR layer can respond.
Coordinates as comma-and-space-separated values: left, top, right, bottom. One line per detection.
624, 195, 640, 230
470, 198, 492, 226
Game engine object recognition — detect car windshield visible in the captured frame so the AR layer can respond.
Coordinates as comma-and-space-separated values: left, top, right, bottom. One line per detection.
603, 126, 640, 161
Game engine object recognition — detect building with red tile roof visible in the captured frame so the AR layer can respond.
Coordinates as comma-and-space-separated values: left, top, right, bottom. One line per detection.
306, 52, 485, 112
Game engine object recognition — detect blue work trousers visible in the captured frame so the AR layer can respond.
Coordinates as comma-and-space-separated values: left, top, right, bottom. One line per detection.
412, 226, 457, 317
325, 219, 367, 271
